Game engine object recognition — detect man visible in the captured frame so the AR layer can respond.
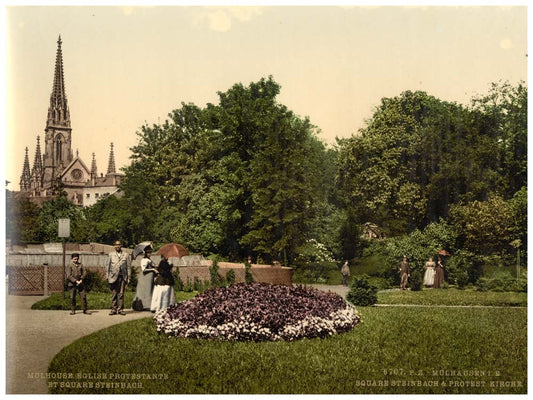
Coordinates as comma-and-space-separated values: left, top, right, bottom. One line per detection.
399, 256, 410, 290
67, 253, 89, 315
341, 260, 350, 287
107, 240, 131, 315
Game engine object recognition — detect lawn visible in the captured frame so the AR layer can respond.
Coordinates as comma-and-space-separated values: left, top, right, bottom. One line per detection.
46, 291, 527, 394
377, 288, 527, 307
31, 290, 198, 311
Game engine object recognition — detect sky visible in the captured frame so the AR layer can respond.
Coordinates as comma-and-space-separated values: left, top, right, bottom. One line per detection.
2, 4, 528, 190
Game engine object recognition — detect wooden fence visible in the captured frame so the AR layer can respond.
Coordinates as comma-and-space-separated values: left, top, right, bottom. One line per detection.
6, 254, 293, 295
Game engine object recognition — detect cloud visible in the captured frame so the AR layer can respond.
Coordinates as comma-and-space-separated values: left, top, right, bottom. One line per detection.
194, 7, 263, 32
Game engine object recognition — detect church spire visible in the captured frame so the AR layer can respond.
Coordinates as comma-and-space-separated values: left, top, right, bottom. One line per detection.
91, 153, 98, 177
42, 35, 73, 190
47, 35, 71, 128
30, 136, 44, 190
107, 142, 116, 175
31, 136, 43, 176
19, 147, 32, 191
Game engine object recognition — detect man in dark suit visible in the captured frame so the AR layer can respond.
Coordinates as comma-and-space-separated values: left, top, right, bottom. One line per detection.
107, 240, 131, 315
399, 256, 410, 290
67, 253, 89, 315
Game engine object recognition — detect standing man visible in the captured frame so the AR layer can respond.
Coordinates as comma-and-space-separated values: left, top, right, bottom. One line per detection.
107, 240, 131, 315
67, 253, 89, 315
399, 256, 410, 290
341, 260, 350, 287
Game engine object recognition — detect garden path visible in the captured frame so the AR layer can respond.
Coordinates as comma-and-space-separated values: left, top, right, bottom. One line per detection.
5, 293, 150, 394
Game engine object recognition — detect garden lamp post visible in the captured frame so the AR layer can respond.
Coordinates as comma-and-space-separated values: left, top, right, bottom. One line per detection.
58, 218, 70, 299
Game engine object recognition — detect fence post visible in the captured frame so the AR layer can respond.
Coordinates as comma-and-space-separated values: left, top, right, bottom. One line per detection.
43, 263, 49, 296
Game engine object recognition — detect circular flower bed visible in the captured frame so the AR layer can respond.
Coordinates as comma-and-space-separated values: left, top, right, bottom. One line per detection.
154, 282, 360, 341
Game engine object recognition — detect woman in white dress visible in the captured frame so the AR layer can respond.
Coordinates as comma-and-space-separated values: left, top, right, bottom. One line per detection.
423, 257, 436, 287
132, 249, 157, 311
150, 255, 176, 313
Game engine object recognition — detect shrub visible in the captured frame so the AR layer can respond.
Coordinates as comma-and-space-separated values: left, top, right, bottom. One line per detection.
409, 270, 423, 291
83, 270, 108, 293
244, 261, 254, 284
154, 283, 360, 342
294, 239, 338, 283
210, 260, 224, 287
346, 274, 378, 306
225, 269, 236, 286
477, 271, 527, 292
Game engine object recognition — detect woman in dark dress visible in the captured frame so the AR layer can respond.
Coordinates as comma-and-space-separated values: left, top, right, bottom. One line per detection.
433, 256, 445, 289
150, 255, 176, 313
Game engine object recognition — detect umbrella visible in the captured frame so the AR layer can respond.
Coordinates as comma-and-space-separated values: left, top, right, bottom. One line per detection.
132, 241, 153, 259
156, 243, 189, 259
438, 249, 451, 256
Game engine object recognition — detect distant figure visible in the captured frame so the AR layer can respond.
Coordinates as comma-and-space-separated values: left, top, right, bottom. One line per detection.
132, 248, 157, 311
423, 257, 436, 287
107, 240, 131, 315
67, 253, 89, 315
399, 256, 410, 290
341, 261, 350, 287
433, 256, 445, 289
150, 255, 176, 313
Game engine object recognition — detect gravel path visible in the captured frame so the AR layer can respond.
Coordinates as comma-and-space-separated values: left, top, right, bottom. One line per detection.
5, 294, 151, 394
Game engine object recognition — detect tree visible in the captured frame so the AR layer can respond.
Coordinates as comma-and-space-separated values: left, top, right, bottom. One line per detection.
6, 192, 41, 243
336, 88, 514, 236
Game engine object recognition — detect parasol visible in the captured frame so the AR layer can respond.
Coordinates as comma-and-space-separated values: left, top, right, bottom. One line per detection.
156, 243, 189, 259
132, 241, 153, 259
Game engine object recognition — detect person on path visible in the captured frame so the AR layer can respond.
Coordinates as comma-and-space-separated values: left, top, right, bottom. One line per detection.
67, 253, 89, 315
399, 256, 410, 290
433, 256, 445, 289
423, 257, 436, 287
150, 255, 176, 313
107, 240, 131, 315
132, 248, 157, 311
341, 260, 350, 287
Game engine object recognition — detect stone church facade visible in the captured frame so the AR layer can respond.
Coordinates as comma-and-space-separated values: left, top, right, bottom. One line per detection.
18, 36, 123, 207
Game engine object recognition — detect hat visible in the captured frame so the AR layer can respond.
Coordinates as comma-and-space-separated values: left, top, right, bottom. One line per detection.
71, 253, 80, 259
114, 240, 122, 246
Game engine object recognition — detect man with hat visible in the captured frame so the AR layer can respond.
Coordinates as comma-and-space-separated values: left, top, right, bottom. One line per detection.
107, 240, 131, 315
67, 253, 89, 315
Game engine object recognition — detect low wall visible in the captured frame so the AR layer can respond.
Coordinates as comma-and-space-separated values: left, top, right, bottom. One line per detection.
6, 254, 293, 294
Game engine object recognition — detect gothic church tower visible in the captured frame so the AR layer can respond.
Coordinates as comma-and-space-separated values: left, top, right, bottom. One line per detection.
42, 35, 73, 190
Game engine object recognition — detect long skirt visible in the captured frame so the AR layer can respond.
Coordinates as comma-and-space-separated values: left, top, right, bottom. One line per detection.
434, 268, 445, 288
150, 285, 176, 312
132, 271, 155, 311
423, 268, 435, 286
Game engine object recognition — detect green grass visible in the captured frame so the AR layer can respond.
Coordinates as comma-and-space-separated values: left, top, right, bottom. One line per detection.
47, 306, 527, 394
31, 290, 198, 310
377, 288, 527, 307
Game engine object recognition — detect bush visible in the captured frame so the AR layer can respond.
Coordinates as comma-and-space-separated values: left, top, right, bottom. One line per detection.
226, 269, 236, 286
244, 261, 254, 284
294, 239, 338, 283
409, 270, 423, 291
346, 274, 378, 306
476, 271, 527, 292
210, 260, 224, 287
83, 270, 108, 293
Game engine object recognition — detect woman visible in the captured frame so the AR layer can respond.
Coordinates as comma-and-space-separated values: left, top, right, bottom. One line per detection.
132, 249, 157, 311
423, 257, 436, 287
433, 256, 445, 289
150, 255, 176, 313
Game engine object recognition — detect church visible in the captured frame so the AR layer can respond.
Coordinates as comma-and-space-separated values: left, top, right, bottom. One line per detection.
18, 36, 123, 207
